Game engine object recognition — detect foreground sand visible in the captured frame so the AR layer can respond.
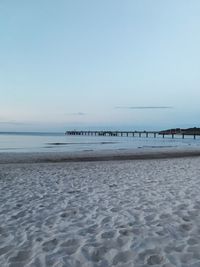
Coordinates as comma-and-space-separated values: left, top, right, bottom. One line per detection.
1, 157, 200, 267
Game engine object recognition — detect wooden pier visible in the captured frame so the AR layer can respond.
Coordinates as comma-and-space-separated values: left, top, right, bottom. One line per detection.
65, 130, 198, 139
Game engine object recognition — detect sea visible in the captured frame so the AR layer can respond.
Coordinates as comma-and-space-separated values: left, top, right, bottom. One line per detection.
0, 131, 200, 153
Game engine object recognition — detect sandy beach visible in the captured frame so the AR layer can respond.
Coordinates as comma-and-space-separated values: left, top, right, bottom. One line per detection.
2, 0, 200, 265
1, 152, 200, 266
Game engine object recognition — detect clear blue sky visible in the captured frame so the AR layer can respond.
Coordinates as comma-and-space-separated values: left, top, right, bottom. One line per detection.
1, 0, 200, 131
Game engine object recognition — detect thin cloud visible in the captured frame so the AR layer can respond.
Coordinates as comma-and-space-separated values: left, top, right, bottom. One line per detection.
115, 106, 173, 110
0, 121, 28, 125
65, 112, 87, 116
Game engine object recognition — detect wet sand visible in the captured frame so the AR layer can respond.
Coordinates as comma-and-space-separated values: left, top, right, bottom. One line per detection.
1, 152, 200, 266
1, 147, 200, 164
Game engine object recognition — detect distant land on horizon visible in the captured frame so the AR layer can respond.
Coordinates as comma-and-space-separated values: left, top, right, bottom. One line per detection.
160, 127, 200, 135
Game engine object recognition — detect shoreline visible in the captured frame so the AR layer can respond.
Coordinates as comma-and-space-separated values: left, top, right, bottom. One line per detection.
1, 147, 200, 164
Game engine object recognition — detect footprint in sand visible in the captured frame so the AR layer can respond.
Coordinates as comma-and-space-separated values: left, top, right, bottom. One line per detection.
146, 254, 164, 265
0, 245, 13, 256
173, 245, 185, 253
91, 246, 109, 262
29, 258, 43, 267
162, 264, 176, 267
9, 250, 31, 265
179, 223, 193, 232
112, 251, 132, 265
35, 237, 43, 242
101, 216, 112, 225
42, 238, 58, 252
187, 237, 199, 246
159, 213, 171, 220
61, 238, 79, 247
145, 214, 155, 223
101, 230, 115, 239
60, 239, 80, 255
110, 207, 119, 213
119, 229, 134, 237
11, 210, 26, 220
182, 215, 191, 222
180, 252, 193, 264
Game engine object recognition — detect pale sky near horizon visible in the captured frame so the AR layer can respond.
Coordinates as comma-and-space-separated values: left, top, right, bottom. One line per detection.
1, 0, 200, 131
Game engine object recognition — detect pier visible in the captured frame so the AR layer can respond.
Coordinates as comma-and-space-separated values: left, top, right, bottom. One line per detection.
65, 130, 198, 139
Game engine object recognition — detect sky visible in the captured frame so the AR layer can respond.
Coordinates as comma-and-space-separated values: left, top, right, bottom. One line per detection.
1, 0, 200, 132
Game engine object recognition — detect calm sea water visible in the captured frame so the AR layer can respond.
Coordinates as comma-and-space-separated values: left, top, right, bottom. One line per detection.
0, 132, 200, 153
